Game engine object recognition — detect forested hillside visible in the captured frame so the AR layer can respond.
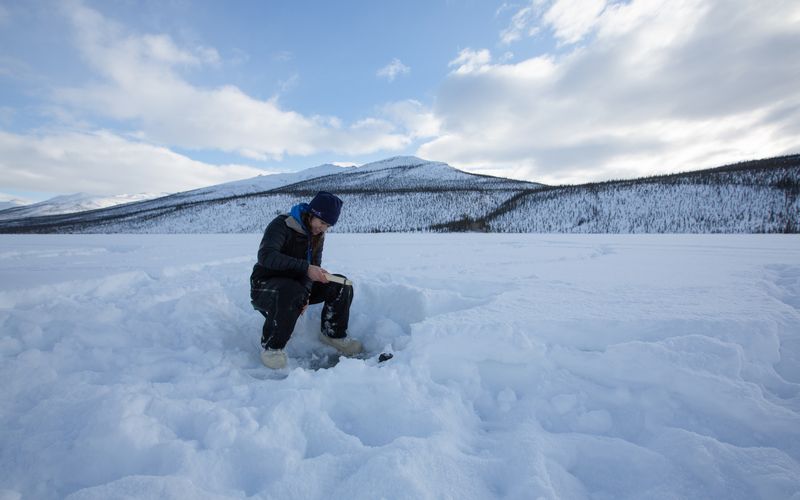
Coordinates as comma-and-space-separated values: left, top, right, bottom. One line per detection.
0, 155, 797, 233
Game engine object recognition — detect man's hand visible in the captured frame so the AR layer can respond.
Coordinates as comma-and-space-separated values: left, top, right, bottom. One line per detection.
307, 265, 330, 283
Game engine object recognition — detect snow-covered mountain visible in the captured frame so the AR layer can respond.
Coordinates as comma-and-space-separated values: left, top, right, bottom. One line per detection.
0, 198, 28, 211
176, 163, 347, 201
0, 163, 348, 222
0, 192, 168, 221
0, 156, 540, 233
0, 155, 797, 233
277, 157, 529, 193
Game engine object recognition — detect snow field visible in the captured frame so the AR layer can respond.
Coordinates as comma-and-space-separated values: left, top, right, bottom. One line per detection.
1, 234, 799, 499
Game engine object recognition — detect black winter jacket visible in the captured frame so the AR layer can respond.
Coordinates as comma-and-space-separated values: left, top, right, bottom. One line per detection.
250, 214, 324, 293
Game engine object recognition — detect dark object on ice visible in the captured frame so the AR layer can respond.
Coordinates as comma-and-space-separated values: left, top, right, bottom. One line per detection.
378, 353, 393, 363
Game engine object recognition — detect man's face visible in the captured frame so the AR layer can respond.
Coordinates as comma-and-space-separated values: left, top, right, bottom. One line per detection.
309, 216, 331, 235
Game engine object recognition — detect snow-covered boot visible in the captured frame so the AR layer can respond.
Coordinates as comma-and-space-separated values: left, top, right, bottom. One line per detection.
260, 348, 287, 369
319, 332, 363, 356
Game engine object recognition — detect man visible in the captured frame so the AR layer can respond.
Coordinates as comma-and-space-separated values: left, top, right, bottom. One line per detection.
250, 191, 362, 369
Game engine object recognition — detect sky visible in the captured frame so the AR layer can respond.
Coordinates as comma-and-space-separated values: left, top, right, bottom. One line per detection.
1, 0, 799, 202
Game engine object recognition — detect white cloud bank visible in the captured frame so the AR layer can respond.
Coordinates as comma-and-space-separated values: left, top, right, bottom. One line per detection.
7, 0, 798, 197
1, 1, 430, 196
0, 130, 265, 195
56, 0, 411, 161
380, 100, 441, 139
421, 0, 800, 184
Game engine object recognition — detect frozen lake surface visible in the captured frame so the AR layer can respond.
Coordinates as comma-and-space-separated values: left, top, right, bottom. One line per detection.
1, 233, 799, 499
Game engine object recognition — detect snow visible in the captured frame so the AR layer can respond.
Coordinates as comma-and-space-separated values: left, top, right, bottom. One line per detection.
354, 155, 438, 172
0, 192, 168, 221
71, 192, 516, 234
492, 182, 799, 233
0, 199, 28, 212
0, 193, 31, 210
182, 164, 346, 201
3, 159, 793, 234
1, 233, 799, 499
0, 163, 348, 224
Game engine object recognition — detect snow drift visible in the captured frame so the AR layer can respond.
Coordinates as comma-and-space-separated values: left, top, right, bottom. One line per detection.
1, 233, 798, 499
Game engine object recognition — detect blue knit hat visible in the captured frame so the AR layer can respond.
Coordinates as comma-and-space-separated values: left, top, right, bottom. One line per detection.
308, 191, 343, 226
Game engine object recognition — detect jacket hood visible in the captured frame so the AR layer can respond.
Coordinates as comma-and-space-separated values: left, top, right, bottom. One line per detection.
286, 203, 309, 235
285, 202, 325, 264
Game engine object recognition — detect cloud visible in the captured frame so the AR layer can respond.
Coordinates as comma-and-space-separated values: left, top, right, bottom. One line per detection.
544, 0, 608, 45
377, 58, 411, 82
501, 0, 608, 46
0, 129, 266, 195
420, 0, 800, 184
448, 49, 492, 74
277, 73, 300, 95
380, 100, 441, 139
499, 2, 541, 44
55, 0, 409, 161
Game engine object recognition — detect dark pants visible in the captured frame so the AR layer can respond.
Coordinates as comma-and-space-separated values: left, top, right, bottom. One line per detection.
250, 275, 353, 350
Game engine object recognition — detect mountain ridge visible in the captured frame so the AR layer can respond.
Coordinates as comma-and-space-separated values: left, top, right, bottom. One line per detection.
0, 192, 168, 221
0, 154, 797, 233
0, 156, 533, 232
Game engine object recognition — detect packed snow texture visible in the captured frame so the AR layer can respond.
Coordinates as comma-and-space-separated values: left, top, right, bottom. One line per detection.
1, 234, 799, 499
